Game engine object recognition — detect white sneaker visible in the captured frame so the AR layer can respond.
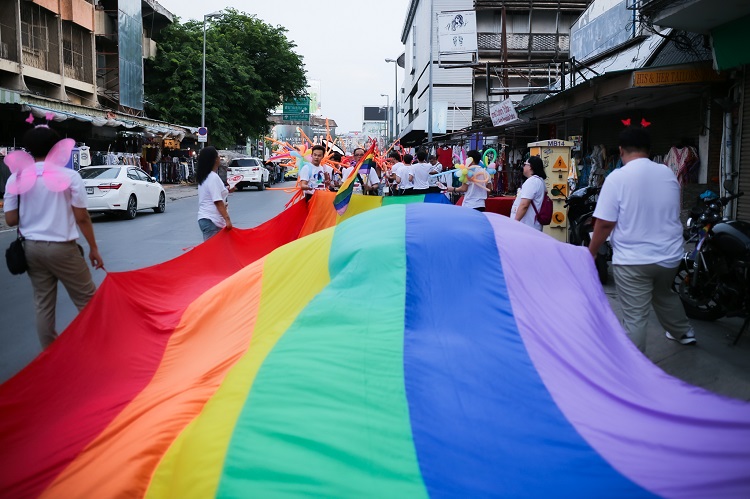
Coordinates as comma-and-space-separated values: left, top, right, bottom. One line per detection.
665, 330, 697, 345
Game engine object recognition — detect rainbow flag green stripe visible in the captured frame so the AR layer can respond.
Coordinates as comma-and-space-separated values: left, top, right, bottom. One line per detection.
217, 205, 426, 496
145, 228, 336, 498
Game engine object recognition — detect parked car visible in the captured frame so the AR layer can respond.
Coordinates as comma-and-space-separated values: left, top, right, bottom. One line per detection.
226, 157, 270, 190
79, 165, 166, 219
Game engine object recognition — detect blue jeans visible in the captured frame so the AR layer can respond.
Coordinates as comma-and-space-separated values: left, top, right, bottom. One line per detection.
198, 218, 221, 241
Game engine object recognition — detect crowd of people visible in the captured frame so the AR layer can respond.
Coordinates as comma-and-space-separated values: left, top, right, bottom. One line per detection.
4, 124, 697, 357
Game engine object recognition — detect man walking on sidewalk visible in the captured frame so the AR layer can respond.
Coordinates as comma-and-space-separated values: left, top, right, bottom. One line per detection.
589, 126, 695, 352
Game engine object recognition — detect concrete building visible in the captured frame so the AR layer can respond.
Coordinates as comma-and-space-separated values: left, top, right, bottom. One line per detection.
0, 0, 188, 155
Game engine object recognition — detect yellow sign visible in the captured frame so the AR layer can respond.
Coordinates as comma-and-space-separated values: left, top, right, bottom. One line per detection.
633, 67, 725, 87
552, 156, 567, 171
552, 212, 566, 225
163, 138, 180, 149
551, 184, 567, 198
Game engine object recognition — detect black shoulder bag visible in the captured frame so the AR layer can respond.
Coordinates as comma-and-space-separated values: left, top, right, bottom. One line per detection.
5, 195, 27, 275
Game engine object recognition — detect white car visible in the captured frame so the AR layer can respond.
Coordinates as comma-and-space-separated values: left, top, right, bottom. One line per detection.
226, 157, 270, 191
79, 165, 166, 219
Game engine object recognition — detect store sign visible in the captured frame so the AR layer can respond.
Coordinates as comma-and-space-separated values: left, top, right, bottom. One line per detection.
489, 99, 518, 127
633, 67, 725, 87
437, 11, 478, 55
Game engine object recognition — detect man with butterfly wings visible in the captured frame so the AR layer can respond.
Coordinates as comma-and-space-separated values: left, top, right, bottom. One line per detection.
3, 126, 104, 349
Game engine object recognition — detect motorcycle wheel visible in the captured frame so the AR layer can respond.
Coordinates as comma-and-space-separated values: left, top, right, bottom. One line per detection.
673, 261, 726, 321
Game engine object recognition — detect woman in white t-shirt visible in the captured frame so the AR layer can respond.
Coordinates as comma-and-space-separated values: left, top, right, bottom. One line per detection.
510, 155, 546, 231
196, 146, 232, 241
445, 150, 491, 211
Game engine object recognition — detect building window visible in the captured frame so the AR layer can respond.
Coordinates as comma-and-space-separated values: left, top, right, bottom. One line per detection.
62, 22, 91, 82
20, 2, 55, 72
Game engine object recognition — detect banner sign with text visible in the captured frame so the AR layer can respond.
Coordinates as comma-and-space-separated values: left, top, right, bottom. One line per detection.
489, 99, 519, 127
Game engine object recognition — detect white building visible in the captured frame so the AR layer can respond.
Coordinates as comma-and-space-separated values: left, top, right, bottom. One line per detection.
397, 0, 590, 146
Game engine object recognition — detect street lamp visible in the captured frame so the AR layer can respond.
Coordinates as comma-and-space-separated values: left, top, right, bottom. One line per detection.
380, 93, 389, 144
385, 58, 399, 138
202, 10, 222, 148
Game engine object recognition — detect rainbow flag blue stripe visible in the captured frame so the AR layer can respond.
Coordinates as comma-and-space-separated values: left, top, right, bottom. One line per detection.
0, 200, 749, 497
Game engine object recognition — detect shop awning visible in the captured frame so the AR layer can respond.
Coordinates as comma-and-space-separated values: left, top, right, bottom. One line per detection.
0, 89, 193, 141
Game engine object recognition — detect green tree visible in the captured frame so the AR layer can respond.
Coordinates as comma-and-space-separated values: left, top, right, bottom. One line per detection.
144, 9, 307, 148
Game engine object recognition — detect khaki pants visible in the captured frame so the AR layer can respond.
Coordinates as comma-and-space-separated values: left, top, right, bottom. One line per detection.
613, 263, 692, 352
24, 240, 96, 348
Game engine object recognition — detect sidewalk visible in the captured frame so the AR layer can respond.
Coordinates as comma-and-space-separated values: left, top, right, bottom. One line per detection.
602, 279, 750, 401
162, 182, 199, 201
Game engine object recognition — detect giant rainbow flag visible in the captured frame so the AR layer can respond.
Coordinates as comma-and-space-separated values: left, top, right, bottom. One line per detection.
1, 192, 749, 498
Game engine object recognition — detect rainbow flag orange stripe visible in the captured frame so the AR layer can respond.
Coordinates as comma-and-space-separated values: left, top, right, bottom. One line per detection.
1, 194, 749, 498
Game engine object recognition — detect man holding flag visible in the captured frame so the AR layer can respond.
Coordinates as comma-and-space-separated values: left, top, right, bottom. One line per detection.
342, 147, 379, 195
334, 142, 377, 215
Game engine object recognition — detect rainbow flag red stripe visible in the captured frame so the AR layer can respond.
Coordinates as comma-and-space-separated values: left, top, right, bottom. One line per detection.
0, 194, 749, 498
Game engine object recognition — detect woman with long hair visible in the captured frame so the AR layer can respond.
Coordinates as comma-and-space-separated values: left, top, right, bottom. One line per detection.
510, 155, 547, 230
196, 146, 232, 241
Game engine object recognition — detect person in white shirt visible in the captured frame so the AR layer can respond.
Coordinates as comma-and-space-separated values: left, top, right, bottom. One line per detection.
3, 126, 104, 349
341, 147, 379, 195
589, 126, 695, 351
298, 145, 327, 199
196, 146, 232, 241
427, 154, 443, 193
510, 156, 546, 230
410, 150, 436, 194
446, 150, 491, 210
387, 153, 404, 196
396, 153, 415, 195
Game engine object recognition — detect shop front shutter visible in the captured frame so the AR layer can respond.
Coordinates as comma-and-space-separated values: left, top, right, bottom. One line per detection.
737, 67, 750, 222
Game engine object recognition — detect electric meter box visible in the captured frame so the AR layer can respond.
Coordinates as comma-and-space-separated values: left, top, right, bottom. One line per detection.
527, 139, 574, 242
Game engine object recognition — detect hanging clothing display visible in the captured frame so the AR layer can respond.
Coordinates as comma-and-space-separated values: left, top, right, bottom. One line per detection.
664, 146, 700, 186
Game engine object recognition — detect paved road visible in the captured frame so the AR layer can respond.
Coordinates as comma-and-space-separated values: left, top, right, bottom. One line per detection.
0, 181, 297, 382
2, 183, 749, 400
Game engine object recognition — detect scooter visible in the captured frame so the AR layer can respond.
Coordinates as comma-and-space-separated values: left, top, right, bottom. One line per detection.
674, 186, 749, 344
566, 185, 611, 284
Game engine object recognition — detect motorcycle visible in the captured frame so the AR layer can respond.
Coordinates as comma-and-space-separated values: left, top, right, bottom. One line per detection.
674, 188, 750, 344
566, 185, 611, 284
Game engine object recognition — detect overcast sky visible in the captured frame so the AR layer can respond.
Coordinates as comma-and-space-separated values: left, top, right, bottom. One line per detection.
158, 0, 409, 132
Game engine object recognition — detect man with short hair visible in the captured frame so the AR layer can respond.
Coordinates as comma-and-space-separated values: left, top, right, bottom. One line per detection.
589, 126, 695, 352
387, 152, 404, 196
427, 154, 443, 193
342, 147, 379, 195
299, 144, 327, 199
410, 150, 437, 195
396, 153, 415, 195
3, 126, 104, 349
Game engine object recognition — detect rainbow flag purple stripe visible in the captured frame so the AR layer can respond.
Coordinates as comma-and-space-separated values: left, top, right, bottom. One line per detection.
0, 202, 748, 497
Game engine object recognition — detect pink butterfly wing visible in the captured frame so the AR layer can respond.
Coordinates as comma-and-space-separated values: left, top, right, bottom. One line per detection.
4, 150, 37, 195
41, 139, 75, 192
42, 168, 72, 192
44, 138, 76, 169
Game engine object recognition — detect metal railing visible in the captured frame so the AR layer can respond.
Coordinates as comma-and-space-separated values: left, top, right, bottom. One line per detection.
477, 32, 570, 54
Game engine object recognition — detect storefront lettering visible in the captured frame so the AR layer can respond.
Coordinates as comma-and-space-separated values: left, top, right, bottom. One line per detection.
633, 68, 724, 87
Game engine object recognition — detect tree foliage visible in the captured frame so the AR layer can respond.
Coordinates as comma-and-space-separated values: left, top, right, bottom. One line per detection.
144, 9, 307, 148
